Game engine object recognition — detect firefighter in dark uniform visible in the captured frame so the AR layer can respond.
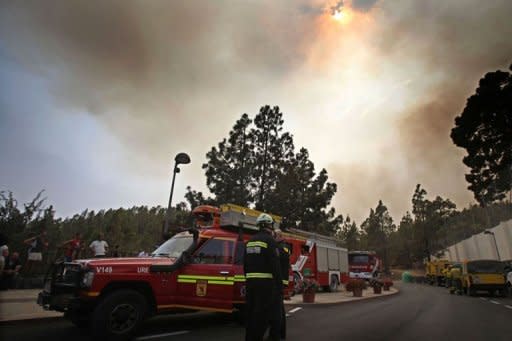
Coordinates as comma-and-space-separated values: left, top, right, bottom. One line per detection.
244, 213, 282, 341
269, 228, 290, 340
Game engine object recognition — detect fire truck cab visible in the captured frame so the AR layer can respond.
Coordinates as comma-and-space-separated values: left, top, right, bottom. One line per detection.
348, 251, 381, 280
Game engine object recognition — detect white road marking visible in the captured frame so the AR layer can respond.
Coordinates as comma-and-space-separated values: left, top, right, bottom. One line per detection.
136, 331, 190, 340
489, 300, 500, 305
286, 314, 291, 317
505, 305, 512, 309
480, 297, 487, 301
288, 307, 302, 314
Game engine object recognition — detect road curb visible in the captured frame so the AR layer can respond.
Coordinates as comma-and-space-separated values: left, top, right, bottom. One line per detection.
0, 297, 38, 303
0, 315, 63, 325
285, 288, 400, 308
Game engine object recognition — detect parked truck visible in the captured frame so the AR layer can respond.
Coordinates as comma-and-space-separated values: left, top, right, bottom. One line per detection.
284, 228, 349, 293
348, 251, 381, 280
425, 259, 450, 286
461, 259, 507, 297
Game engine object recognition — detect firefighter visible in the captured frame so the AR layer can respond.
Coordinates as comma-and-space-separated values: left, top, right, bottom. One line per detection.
449, 264, 462, 295
269, 229, 290, 340
244, 213, 282, 341
445, 265, 453, 289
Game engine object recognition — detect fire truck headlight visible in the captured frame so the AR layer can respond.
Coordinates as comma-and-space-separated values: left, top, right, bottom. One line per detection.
81, 271, 95, 288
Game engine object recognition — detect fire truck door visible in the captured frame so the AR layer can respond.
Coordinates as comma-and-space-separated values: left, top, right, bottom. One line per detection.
176, 238, 236, 311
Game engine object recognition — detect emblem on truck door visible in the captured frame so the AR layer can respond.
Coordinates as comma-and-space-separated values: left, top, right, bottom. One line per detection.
196, 280, 207, 297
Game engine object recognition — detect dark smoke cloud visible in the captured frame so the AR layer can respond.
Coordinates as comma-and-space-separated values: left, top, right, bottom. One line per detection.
377, 0, 512, 212
330, 0, 345, 15
352, 0, 379, 12
0, 0, 316, 170
1, 0, 511, 222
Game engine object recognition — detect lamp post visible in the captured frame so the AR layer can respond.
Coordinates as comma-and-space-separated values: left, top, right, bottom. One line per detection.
484, 230, 501, 261
163, 152, 191, 236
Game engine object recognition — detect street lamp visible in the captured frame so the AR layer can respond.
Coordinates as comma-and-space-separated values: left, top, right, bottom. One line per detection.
484, 230, 501, 261
163, 152, 191, 235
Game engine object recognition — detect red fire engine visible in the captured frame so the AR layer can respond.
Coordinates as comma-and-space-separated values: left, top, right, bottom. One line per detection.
348, 251, 381, 280
281, 228, 349, 293
37, 204, 346, 340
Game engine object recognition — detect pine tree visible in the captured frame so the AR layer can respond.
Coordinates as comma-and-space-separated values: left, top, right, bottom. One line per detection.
202, 114, 254, 206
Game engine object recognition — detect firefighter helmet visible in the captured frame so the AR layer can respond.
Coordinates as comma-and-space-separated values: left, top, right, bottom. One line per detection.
256, 213, 274, 230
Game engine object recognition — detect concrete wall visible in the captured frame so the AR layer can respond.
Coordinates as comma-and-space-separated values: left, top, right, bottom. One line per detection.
439, 219, 512, 262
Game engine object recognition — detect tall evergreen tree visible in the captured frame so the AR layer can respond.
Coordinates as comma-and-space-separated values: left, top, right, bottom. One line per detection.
251, 105, 295, 211
361, 200, 395, 271
202, 114, 254, 206
337, 216, 360, 250
451, 64, 512, 206
411, 184, 456, 261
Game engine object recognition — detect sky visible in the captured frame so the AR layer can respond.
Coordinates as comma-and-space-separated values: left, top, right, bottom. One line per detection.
1, 0, 511, 224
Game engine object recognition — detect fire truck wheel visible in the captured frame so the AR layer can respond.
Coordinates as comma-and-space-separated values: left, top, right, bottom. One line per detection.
91, 289, 148, 341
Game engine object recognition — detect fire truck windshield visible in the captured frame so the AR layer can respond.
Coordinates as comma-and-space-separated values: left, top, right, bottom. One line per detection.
152, 235, 193, 258
349, 254, 369, 264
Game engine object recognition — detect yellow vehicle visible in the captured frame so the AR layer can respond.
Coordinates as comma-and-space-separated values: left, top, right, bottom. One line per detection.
425, 260, 450, 286
461, 260, 507, 297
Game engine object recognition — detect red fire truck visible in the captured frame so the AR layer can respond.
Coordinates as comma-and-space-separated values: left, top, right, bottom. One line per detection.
37, 204, 345, 339
282, 228, 349, 293
348, 251, 381, 280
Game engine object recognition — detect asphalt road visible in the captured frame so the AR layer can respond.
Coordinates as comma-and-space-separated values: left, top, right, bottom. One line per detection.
1, 283, 511, 341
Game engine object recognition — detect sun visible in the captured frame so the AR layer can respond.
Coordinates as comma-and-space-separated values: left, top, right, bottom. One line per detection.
331, 8, 353, 24
333, 9, 344, 21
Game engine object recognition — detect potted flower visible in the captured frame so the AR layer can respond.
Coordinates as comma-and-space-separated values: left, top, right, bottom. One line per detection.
301, 278, 318, 303
370, 279, 383, 294
345, 279, 366, 297
382, 279, 393, 291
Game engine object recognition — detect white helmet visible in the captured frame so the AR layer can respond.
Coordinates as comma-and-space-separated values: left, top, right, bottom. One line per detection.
256, 213, 274, 229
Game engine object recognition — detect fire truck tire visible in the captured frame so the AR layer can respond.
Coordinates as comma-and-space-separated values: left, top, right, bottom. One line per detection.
91, 289, 148, 341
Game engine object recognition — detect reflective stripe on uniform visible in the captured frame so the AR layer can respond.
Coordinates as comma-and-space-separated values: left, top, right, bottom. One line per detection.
229, 275, 246, 282
245, 272, 273, 279
246, 241, 268, 248
282, 280, 289, 285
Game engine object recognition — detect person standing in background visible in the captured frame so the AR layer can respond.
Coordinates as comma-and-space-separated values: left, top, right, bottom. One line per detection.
89, 233, 109, 258
112, 245, 120, 257
62, 233, 82, 262
1, 251, 22, 290
23, 229, 48, 274
269, 229, 290, 340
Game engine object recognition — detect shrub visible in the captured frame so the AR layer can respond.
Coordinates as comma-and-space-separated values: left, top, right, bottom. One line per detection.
345, 279, 367, 292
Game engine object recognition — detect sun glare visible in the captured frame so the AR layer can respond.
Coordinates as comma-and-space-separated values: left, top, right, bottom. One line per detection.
333, 9, 344, 21
332, 8, 352, 24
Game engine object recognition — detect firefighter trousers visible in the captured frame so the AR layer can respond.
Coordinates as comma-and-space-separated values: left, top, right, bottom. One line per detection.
245, 280, 278, 341
268, 292, 285, 340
